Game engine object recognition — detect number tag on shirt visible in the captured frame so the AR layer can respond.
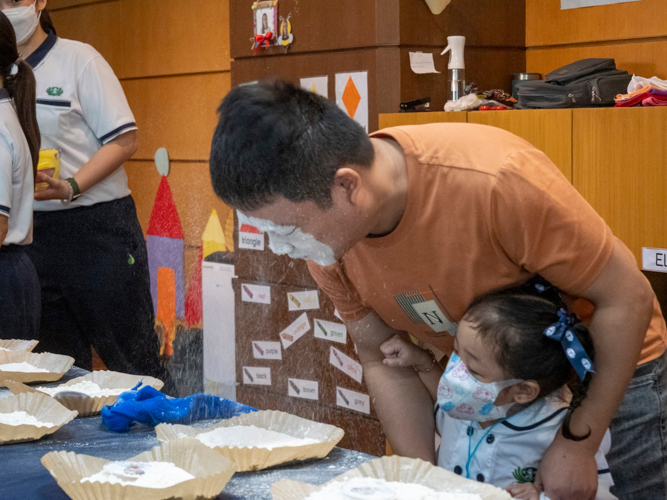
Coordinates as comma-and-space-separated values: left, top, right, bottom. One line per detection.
411, 300, 458, 335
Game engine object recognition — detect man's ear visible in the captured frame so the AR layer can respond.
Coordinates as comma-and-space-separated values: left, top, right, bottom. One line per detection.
509, 380, 541, 405
333, 167, 362, 204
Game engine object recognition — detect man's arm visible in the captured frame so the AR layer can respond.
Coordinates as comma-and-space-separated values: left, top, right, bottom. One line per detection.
536, 238, 655, 500
348, 311, 437, 463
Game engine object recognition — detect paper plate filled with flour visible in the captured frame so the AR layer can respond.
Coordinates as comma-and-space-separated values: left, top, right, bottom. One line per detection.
0, 392, 77, 445
6, 370, 164, 416
271, 456, 512, 500
156, 410, 344, 471
0, 339, 39, 352
0, 351, 74, 386
41, 437, 236, 500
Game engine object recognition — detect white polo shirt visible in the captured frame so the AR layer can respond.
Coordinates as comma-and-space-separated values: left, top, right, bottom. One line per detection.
436, 395, 617, 499
28, 32, 137, 211
0, 89, 34, 245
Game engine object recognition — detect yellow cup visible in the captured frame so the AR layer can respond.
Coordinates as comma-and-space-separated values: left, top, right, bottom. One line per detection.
36, 149, 61, 191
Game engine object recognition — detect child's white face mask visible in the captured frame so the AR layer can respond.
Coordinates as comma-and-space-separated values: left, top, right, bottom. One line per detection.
237, 211, 336, 266
437, 353, 522, 422
3, 2, 41, 45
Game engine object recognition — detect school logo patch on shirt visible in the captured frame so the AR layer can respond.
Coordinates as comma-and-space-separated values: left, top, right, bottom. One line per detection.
513, 467, 537, 484
46, 87, 64, 97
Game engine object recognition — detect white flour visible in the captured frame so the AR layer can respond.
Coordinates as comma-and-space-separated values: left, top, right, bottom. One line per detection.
0, 362, 49, 373
306, 478, 482, 500
195, 424, 319, 450
81, 461, 194, 488
0, 347, 9, 351
38, 381, 127, 398
0, 411, 51, 428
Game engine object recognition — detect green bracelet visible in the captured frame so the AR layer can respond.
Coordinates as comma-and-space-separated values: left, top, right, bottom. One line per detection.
65, 177, 82, 199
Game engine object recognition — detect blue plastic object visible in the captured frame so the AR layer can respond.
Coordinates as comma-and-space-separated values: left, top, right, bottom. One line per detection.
101, 383, 257, 432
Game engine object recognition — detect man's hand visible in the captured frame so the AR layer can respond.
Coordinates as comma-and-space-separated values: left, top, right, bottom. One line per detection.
535, 434, 598, 500
348, 312, 437, 463
508, 482, 542, 500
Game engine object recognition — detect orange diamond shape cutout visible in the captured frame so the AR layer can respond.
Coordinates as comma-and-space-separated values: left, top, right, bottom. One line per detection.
342, 77, 361, 118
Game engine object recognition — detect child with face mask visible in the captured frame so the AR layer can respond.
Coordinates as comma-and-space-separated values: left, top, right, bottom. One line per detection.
381, 280, 617, 500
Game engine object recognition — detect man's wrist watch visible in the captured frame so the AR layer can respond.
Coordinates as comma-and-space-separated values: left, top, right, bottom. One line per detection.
61, 177, 82, 205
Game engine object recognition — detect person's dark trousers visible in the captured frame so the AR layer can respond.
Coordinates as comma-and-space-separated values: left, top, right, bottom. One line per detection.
0, 245, 40, 340
26, 196, 176, 394
607, 349, 667, 498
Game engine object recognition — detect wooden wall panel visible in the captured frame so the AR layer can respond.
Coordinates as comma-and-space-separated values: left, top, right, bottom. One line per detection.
399, 0, 525, 48
122, 72, 230, 161
49, 1, 122, 73
526, 0, 667, 47
573, 107, 667, 262
468, 109, 573, 182
527, 40, 667, 81
231, 48, 401, 132
125, 160, 233, 249
49, 0, 111, 9
119, 0, 230, 79
378, 111, 466, 129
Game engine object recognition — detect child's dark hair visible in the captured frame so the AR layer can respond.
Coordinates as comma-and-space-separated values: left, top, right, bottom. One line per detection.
464, 282, 595, 442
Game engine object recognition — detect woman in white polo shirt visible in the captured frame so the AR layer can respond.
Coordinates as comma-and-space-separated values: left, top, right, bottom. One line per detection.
2, 0, 173, 391
0, 10, 40, 340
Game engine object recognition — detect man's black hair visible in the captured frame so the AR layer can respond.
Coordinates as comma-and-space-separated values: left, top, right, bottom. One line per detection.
209, 80, 375, 211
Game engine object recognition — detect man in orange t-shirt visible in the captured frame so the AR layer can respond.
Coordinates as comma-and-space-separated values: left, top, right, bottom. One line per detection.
210, 81, 667, 500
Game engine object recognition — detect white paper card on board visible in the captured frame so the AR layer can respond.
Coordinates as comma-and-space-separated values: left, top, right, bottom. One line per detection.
238, 223, 265, 251
280, 312, 311, 349
334, 309, 343, 321
411, 300, 458, 335
336, 387, 370, 414
300, 76, 328, 98
409, 52, 441, 74
329, 346, 363, 383
243, 366, 271, 385
287, 290, 320, 311
335, 72, 369, 132
642, 247, 667, 273
561, 0, 640, 9
288, 378, 319, 400
252, 341, 282, 360
314, 319, 347, 344
241, 283, 271, 304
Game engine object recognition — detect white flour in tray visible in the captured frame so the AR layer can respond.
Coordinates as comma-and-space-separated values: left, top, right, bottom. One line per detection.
38, 381, 127, 398
195, 425, 319, 450
0, 362, 49, 373
81, 461, 194, 488
0, 411, 51, 428
305, 477, 482, 500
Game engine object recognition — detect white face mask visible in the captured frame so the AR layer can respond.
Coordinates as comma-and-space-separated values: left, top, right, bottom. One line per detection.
437, 353, 522, 422
237, 211, 336, 266
4, 2, 41, 45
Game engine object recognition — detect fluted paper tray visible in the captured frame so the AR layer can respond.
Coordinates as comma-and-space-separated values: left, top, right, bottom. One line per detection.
41, 437, 237, 500
156, 410, 344, 471
271, 456, 513, 500
6, 370, 164, 416
0, 392, 77, 444
0, 351, 74, 386
0, 339, 39, 352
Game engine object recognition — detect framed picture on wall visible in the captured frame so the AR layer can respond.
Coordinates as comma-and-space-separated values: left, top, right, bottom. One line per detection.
253, 1, 278, 39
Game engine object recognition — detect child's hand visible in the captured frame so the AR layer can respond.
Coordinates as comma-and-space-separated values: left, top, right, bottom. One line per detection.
380, 334, 432, 370
507, 482, 541, 500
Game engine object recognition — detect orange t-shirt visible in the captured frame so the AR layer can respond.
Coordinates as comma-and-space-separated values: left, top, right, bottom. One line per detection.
307, 123, 667, 364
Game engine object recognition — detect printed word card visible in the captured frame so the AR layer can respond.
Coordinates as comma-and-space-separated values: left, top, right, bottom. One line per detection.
241, 284, 271, 304
280, 312, 311, 349
242, 366, 271, 386
252, 341, 282, 360
336, 387, 370, 414
288, 378, 319, 401
329, 346, 363, 383
314, 319, 347, 344
287, 290, 320, 311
